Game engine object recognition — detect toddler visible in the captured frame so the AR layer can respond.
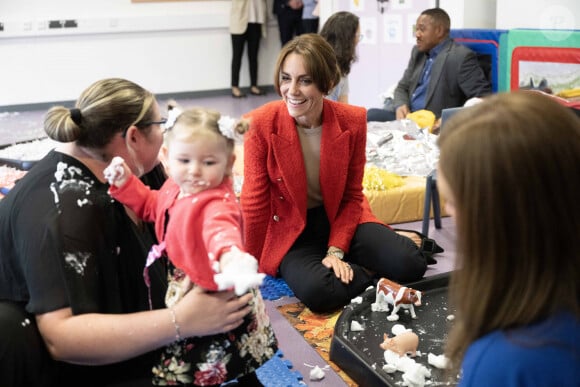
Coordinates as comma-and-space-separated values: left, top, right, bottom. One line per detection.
105, 107, 277, 386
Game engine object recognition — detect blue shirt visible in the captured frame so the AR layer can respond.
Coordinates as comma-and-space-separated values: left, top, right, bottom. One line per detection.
459, 312, 580, 387
410, 38, 448, 112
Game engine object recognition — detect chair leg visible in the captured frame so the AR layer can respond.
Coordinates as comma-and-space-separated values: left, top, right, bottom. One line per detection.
422, 174, 433, 236
432, 181, 442, 229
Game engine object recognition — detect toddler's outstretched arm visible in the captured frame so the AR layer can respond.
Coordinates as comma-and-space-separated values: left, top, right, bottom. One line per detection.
214, 246, 265, 296
104, 156, 132, 187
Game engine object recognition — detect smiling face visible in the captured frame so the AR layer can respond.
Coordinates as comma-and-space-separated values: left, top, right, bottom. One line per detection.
415, 14, 445, 53
164, 127, 234, 196
279, 53, 325, 128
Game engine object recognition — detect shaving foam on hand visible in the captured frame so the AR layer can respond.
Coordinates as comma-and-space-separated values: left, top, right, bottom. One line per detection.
104, 156, 127, 186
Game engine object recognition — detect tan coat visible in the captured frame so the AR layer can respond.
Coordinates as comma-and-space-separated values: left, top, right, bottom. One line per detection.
229, 0, 268, 37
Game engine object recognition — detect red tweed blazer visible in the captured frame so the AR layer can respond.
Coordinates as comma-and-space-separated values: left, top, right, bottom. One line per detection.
241, 99, 383, 276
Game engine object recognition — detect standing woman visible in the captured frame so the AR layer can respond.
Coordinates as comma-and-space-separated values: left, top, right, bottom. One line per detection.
230, 0, 267, 98
320, 11, 361, 103
301, 0, 319, 33
241, 34, 427, 313
438, 92, 580, 386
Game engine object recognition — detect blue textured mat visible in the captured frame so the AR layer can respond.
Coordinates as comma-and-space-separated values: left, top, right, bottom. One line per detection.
257, 349, 305, 387
259, 275, 294, 301
222, 350, 305, 387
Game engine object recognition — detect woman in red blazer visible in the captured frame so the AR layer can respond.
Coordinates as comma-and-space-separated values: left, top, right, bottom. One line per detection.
241, 34, 427, 313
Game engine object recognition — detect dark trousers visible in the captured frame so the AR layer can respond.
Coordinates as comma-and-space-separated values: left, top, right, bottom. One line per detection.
367, 107, 397, 122
231, 23, 262, 88
279, 206, 427, 313
302, 18, 319, 34
276, 8, 303, 46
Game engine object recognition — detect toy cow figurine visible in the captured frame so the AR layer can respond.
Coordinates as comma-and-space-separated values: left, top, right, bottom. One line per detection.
371, 278, 422, 321
380, 331, 419, 357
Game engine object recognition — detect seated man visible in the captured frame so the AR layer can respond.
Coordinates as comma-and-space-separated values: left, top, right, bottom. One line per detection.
367, 8, 491, 122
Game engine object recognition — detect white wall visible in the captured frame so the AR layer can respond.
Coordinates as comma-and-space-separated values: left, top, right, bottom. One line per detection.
496, 0, 579, 30
1, 0, 578, 108
440, 0, 497, 28
0, 0, 281, 106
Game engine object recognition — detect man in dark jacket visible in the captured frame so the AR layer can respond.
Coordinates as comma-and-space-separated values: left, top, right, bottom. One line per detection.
367, 8, 491, 122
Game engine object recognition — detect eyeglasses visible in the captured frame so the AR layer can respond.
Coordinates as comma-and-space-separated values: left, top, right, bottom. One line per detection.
141, 118, 168, 127
122, 117, 168, 137
358, 33, 364, 42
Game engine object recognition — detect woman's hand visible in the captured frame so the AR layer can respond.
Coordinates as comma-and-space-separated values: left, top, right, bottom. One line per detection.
175, 287, 253, 337
322, 255, 354, 284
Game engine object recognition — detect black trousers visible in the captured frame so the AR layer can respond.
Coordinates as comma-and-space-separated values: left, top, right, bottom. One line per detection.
276, 7, 303, 46
302, 18, 319, 34
279, 206, 427, 313
367, 107, 397, 122
231, 23, 262, 88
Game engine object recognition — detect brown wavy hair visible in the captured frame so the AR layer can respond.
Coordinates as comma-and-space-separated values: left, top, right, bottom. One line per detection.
320, 11, 359, 76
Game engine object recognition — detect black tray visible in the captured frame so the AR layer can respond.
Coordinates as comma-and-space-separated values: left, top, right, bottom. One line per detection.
329, 273, 456, 386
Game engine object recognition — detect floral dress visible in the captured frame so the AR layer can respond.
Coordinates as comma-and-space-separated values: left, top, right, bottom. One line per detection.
152, 266, 278, 386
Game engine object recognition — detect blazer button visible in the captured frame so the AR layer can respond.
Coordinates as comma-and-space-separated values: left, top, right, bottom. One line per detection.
276, 178, 282, 182
279, 196, 284, 200
273, 215, 280, 222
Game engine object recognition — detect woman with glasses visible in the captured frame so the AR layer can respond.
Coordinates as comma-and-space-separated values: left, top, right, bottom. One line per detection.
0, 78, 253, 386
320, 11, 361, 104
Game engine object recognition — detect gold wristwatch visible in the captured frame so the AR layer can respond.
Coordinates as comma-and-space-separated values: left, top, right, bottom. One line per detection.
327, 247, 344, 260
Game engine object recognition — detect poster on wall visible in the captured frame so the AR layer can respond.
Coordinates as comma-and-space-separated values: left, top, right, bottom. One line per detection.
350, 0, 365, 12
392, 0, 412, 10
383, 14, 403, 44
359, 17, 377, 45
407, 13, 419, 44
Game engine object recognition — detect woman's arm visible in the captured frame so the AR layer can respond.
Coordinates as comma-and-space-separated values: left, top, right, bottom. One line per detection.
36, 287, 252, 365
327, 107, 367, 250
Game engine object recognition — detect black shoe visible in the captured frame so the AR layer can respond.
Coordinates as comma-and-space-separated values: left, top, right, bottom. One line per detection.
250, 86, 266, 96
394, 228, 444, 265
232, 88, 246, 98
